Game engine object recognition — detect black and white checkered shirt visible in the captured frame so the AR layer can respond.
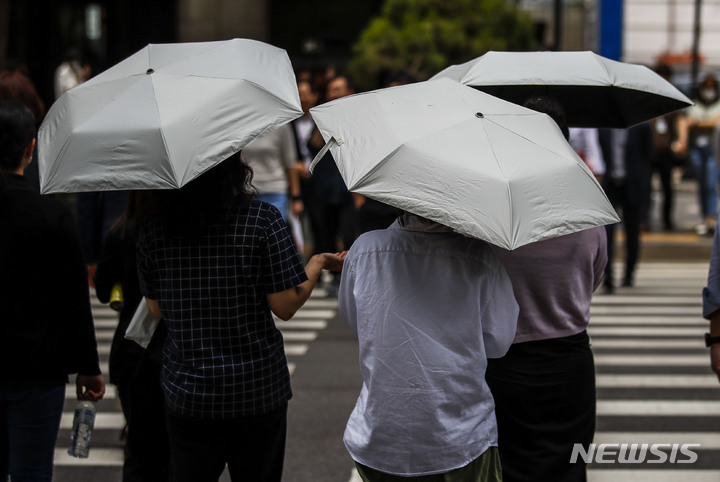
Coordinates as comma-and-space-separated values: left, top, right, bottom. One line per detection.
137, 200, 307, 419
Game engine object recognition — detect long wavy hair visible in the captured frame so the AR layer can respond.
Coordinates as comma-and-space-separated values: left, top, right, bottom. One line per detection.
151, 152, 257, 238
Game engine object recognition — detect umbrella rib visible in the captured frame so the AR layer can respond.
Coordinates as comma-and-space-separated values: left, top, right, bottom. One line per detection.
147, 76, 179, 185
235, 78, 302, 115
483, 115, 614, 206
476, 118, 515, 245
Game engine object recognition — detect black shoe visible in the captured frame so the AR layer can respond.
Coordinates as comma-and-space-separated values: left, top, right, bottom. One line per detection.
622, 277, 633, 287
603, 279, 615, 294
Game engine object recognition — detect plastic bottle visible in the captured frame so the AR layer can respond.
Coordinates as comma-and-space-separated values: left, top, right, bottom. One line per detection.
68, 400, 96, 458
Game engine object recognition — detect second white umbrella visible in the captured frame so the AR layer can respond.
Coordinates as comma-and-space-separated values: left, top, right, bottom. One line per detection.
310, 78, 619, 250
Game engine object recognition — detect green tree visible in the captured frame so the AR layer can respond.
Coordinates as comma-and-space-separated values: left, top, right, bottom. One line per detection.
348, 0, 536, 90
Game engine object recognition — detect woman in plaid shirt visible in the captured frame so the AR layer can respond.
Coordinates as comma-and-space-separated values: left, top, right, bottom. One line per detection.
136, 153, 344, 482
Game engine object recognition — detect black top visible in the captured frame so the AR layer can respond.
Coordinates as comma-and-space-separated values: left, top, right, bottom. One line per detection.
0, 174, 101, 388
137, 200, 306, 418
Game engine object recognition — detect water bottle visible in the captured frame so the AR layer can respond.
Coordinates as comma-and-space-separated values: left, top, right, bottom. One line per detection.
68, 400, 96, 458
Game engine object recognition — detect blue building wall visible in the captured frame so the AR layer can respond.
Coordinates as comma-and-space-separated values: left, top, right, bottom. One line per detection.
600, 0, 623, 60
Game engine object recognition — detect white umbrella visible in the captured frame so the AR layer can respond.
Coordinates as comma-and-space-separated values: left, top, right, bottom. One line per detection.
431, 51, 692, 128
38, 38, 302, 193
309, 78, 619, 250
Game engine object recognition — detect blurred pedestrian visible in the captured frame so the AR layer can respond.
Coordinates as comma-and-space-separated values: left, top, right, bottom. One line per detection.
136, 153, 344, 482
94, 192, 170, 482
54, 46, 91, 99
644, 64, 681, 232
77, 189, 129, 286
676, 74, 720, 235
569, 127, 605, 182
292, 79, 321, 257
242, 124, 302, 222
0, 100, 105, 482
308, 74, 357, 295
599, 123, 653, 291
486, 96, 607, 482
339, 213, 518, 481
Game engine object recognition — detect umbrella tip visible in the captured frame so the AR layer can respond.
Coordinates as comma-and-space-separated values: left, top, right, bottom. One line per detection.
475, 112, 484, 118
146, 68, 154, 75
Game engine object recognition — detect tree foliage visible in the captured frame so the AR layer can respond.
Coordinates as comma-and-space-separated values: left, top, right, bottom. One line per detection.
347, 0, 536, 90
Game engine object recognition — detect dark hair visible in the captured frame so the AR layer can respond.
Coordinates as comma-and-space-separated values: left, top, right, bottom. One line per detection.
655, 63, 673, 80
522, 96, 569, 141
0, 70, 46, 126
0, 100, 36, 197
329, 73, 356, 93
152, 152, 257, 238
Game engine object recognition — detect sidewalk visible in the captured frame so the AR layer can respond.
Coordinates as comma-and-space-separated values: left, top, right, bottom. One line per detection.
617, 178, 714, 262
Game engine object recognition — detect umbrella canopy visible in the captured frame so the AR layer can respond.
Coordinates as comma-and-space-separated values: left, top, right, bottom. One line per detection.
309, 78, 619, 250
431, 51, 692, 128
39, 38, 302, 193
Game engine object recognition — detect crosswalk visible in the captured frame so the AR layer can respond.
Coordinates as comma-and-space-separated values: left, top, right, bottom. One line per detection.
52, 288, 339, 480
587, 262, 720, 480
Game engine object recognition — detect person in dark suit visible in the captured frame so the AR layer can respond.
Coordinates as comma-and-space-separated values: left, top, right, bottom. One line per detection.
599, 124, 653, 292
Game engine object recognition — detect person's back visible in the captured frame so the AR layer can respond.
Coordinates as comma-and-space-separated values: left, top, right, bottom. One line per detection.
339, 214, 518, 479
0, 173, 98, 383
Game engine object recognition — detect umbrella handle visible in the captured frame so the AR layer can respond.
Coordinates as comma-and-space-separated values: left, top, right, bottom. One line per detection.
309, 137, 338, 174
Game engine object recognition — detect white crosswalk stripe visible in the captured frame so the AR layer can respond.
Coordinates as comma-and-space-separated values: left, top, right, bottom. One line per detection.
55, 290, 338, 473
587, 261, 719, 478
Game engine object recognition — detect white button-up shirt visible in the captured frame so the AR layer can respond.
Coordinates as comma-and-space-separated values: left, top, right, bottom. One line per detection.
339, 215, 519, 476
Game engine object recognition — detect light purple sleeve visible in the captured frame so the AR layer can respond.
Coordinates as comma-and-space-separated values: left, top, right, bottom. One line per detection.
593, 226, 609, 292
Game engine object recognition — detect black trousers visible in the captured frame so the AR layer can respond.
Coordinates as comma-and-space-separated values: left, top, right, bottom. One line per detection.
644, 150, 675, 229
603, 179, 641, 284
485, 331, 596, 482
119, 322, 170, 482
165, 403, 288, 482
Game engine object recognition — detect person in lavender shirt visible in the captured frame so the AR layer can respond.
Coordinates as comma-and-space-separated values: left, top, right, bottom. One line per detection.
485, 97, 608, 482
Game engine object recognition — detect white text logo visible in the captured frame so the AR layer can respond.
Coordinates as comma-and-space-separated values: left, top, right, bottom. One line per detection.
570, 443, 701, 464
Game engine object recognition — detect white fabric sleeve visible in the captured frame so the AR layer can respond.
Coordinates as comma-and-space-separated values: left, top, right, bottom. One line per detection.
481, 257, 519, 359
